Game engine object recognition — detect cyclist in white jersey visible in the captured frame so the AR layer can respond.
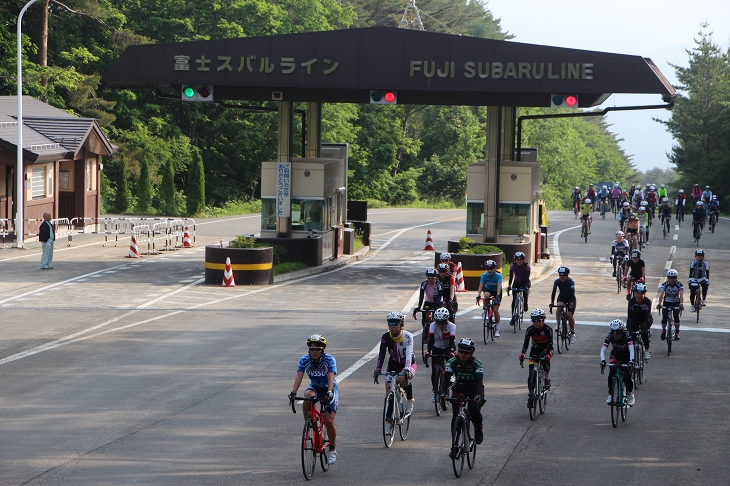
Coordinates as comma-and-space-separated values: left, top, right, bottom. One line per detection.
425, 307, 456, 402
656, 269, 684, 341
688, 248, 710, 311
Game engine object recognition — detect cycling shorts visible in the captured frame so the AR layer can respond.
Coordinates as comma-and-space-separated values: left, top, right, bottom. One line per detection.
626, 228, 638, 235
305, 385, 339, 414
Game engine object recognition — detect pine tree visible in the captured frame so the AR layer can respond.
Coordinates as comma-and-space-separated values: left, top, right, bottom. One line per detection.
159, 158, 176, 216
137, 156, 153, 213
116, 158, 129, 213
186, 147, 205, 216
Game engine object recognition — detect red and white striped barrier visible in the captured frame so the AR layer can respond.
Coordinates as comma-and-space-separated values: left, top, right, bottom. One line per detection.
423, 229, 435, 251
455, 261, 467, 292
126, 234, 141, 258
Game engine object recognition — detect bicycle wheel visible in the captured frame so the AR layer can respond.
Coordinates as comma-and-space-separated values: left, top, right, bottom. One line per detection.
301, 419, 316, 480
516, 304, 523, 332
666, 319, 672, 356
382, 393, 395, 448
616, 266, 622, 293
563, 318, 571, 351
555, 325, 563, 355
399, 391, 410, 441
489, 316, 495, 341
610, 378, 619, 428
528, 369, 538, 420
538, 372, 546, 414
584, 224, 588, 243
711, 214, 716, 233
621, 381, 628, 421
696, 291, 701, 323
466, 419, 476, 469
632, 346, 641, 388
319, 425, 330, 472
433, 366, 443, 416
421, 322, 428, 364
483, 312, 489, 345
451, 416, 465, 477
513, 295, 522, 333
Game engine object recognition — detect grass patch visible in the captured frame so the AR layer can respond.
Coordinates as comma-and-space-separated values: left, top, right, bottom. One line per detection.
273, 261, 307, 275
205, 199, 262, 217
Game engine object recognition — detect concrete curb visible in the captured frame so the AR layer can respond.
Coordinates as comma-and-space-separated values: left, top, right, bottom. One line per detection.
272, 245, 370, 283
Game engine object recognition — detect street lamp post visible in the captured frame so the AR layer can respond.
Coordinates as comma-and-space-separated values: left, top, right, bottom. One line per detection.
16, 0, 38, 249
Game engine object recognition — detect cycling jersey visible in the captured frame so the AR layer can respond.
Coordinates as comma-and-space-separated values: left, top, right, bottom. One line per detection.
708, 201, 720, 213
627, 296, 653, 332
659, 281, 683, 304
689, 259, 710, 281
509, 262, 531, 286
693, 208, 706, 223
521, 324, 554, 355
625, 218, 639, 233
619, 208, 632, 221
676, 194, 686, 207
638, 212, 648, 228
479, 270, 502, 293
297, 353, 338, 390
572, 191, 583, 202
417, 279, 443, 309
659, 205, 672, 218
438, 273, 456, 302
375, 331, 415, 371
444, 356, 484, 388
580, 204, 592, 217
551, 277, 576, 304
611, 239, 629, 257
646, 191, 657, 204
627, 258, 645, 280
601, 330, 634, 362
610, 188, 623, 199
428, 322, 456, 352
597, 189, 609, 200
691, 187, 702, 199
702, 190, 712, 202
657, 188, 668, 199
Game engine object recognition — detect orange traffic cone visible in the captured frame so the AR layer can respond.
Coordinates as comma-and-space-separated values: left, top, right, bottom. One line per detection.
183, 226, 193, 247
423, 229, 435, 251
455, 262, 467, 292
126, 234, 141, 258
221, 257, 236, 287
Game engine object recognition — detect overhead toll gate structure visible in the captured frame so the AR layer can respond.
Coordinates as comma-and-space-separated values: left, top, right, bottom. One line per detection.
101, 27, 676, 262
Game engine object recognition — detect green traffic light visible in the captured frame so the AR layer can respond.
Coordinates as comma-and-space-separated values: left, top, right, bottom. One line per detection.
183, 86, 195, 98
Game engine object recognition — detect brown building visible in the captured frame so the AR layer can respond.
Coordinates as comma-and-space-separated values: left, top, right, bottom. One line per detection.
0, 96, 116, 239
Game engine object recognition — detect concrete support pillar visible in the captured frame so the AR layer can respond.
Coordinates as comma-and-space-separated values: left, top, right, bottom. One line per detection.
306, 102, 321, 159
483, 106, 515, 243
276, 101, 294, 238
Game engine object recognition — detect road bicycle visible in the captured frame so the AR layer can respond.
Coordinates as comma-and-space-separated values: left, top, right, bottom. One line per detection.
375, 371, 411, 448
580, 215, 590, 243
692, 221, 703, 245
414, 303, 436, 363
624, 276, 644, 301
521, 356, 549, 420
709, 211, 716, 233
478, 295, 497, 344
445, 395, 480, 478
658, 305, 681, 355
425, 353, 451, 416
612, 198, 621, 218
613, 257, 626, 294
573, 200, 580, 218
676, 204, 684, 226
630, 330, 648, 387
290, 396, 331, 480
549, 303, 571, 354
602, 363, 631, 428
693, 284, 703, 323
662, 214, 671, 238
598, 199, 608, 219
509, 287, 528, 333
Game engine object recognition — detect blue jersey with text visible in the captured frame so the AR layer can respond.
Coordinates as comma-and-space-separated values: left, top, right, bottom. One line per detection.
297, 354, 338, 390
479, 271, 503, 292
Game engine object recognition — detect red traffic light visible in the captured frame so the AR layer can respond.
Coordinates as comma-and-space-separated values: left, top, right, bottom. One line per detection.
565, 95, 577, 107
370, 90, 397, 104
551, 94, 579, 108
383, 91, 396, 103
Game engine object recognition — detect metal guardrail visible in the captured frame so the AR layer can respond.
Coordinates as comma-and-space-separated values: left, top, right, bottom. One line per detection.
0, 218, 8, 248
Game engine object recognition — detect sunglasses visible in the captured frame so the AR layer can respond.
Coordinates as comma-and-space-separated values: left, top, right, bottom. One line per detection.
531, 318, 545, 322
387, 322, 400, 327
308, 347, 323, 352
515, 257, 524, 260
457, 350, 471, 355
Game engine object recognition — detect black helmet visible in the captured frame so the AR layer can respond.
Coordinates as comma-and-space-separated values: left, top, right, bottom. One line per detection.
457, 338, 476, 353
426, 268, 437, 277
558, 266, 570, 276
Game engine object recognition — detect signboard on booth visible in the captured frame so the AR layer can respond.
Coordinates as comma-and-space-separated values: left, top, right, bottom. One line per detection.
276, 162, 291, 217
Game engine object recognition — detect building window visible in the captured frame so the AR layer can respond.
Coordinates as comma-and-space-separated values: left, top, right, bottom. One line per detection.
498, 203, 530, 236
261, 198, 276, 230
31, 166, 46, 199
466, 201, 484, 235
292, 198, 324, 231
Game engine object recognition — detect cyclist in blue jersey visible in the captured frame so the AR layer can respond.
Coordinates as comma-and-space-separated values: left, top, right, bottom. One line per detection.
702, 186, 712, 205
477, 260, 503, 337
550, 266, 577, 344
289, 334, 338, 464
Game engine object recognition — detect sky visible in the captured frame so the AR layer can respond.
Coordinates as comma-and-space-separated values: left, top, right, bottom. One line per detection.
485, 0, 730, 173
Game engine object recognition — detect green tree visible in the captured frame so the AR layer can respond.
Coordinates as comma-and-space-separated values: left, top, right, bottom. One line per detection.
186, 146, 205, 215
136, 155, 153, 213
158, 158, 176, 215
115, 157, 129, 213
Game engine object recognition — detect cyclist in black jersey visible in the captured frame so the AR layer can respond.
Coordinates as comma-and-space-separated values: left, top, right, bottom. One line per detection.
627, 283, 652, 359
600, 320, 635, 406
550, 266, 577, 343
442, 338, 484, 447
436, 263, 457, 322
519, 308, 554, 406
374, 312, 417, 426
414, 268, 444, 318
688, 248, 710, 312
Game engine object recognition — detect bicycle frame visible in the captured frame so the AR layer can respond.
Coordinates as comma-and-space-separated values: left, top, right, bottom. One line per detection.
603, 363, 630, 427
416, 304, 436, 362
659, 305, 680, 355
446, 395, 479, 478
511, 287, 527, 332
522, 356, 548, 420
479, 295, 497, 344
375, 371, 411, 447
291, 396, 331, 480
426, 353, 451, 415
551, 303, 571, 354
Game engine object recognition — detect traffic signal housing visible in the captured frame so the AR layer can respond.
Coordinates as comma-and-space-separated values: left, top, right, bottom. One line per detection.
551, 94, 578, 108
182, 85, 214, 102
370, 90, 397, 104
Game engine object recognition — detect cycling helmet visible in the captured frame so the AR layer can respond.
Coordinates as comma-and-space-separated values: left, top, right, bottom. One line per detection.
457, 338, 476, 353
666, 269, 678, 277
661, 184, 666, 188
622, 202, 630, 207
662, 197, 669, 203
645, 183, 651, 187
696, 201, 704, 206
387, 311, 405, 323
440, 252, 451, 260
629, 213, 637, 219
584, 198, 592, 204
602, 185, 607, 190
437, 263, 450, 272
609, 319, 626, 332
634, 190, 640, 195
651, 185, 656, 190
634, 283, 647, 293
712, 195, 717, 200
558, 266, 570, 276
615, 231, 624, 237
484, 260, 497, 269
631, 249, 641, 258
695, 248, 705, 256
694, 183, 700, 187
679, 189, 684, 193
589, 183, 594, 186
514, 251, 526, 260
638, 207, 646, 212
434, 307, 450, 322
640, 201, 648, 206
705, 186, 710, 189
530, 308, 546, 320
426, 268, 437, 277
575, 186, 580, 191
307, 334, 327, 348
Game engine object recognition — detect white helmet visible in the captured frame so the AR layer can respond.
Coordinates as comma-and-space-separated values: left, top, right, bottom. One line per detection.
662, 197, 669, 203
609, 319, 625, 331
640, 201, 648, 206
622, 202, 629, 207
387, 312, 405, 323
666, 269, 678, 277
434, 307, 450, 322
584, 198, 591, 204
602, 185, 607, 190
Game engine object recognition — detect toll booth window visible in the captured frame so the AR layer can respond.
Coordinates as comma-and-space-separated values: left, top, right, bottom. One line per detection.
466, 201, 484, 235
498, 203, 530, 235
31, 167, 46, 199
292, 198, 324, 231
261, 198, 276, 230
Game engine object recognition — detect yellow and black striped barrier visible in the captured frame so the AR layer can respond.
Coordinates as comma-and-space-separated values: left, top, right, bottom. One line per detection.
205, 245, 273, 285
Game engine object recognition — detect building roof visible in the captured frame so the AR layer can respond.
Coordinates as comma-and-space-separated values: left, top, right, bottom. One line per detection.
0, 96, 116, 163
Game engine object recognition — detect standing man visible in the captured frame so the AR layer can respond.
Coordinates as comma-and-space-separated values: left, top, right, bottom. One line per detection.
39, 212, 55, 270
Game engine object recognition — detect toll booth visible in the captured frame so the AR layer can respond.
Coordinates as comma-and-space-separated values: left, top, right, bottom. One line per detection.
466, 149, 541, 263
260, 157, 346, 262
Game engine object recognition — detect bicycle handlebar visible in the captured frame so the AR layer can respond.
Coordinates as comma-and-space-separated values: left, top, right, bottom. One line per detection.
445, 396, 480, 404
374, 370, 407, 384
290, 396, 327, 414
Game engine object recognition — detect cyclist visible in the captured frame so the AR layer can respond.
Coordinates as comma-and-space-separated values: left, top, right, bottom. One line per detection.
645, 187, 658, 221
657, 183, 668, 201
597, 185, 610, 213
571, 187, 583, 214
688, 248, 710, 312
550, 266, 577, 344
656, 269, 684, 341
580, 198, 593, 235
627, 283, 653, 359
414, 268, 443, 319
610, 231, 629, 278
519, 308, 554, 405
625, 213, 640, 249
442, 338, 484, 447
702, 186, 713, 205
691, 183, 702, 203
477, 260, 503, 337
586, 183, 597, 205
631, 190, 643, 208
289, 334, 338, 464
425, 307, 456, 402
436, 263, 457, 322
508, 251, 531, 326
642, 183, 652, 198
600, 320, 635, 407
374, 312, 417, 432
708, 195, 720, 227
440, 252, 458, 274
619, 201, 632, 230
637, 206, 649, 247
675, 189, 687, 221
659, 197, 672, 232
610, 184, 623, 212
692, 201, 706, 244
625, 249, 646, 297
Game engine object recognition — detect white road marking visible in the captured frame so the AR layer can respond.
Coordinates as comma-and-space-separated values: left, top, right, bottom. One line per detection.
673, 234, 678, 240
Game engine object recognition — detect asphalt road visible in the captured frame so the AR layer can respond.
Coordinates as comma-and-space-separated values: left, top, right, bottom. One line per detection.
0, 209, 728, 485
